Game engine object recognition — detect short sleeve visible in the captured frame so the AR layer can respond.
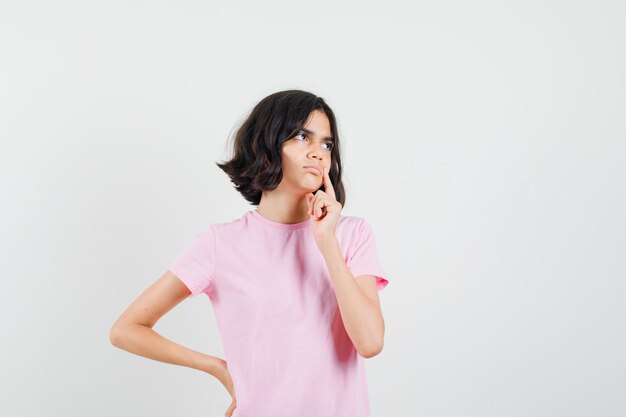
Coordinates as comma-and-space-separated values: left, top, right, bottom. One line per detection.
347, 218, 389, 292
168, 225, 216, 298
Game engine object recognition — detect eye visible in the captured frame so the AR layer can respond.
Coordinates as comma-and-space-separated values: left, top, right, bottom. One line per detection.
294, 131, 334, 151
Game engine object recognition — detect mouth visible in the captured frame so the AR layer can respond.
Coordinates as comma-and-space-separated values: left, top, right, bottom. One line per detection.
303, 166, 321, 175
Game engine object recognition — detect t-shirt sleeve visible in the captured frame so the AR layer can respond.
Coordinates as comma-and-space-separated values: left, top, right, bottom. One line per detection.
168, 225, 216, 298
347, 218, 389, 292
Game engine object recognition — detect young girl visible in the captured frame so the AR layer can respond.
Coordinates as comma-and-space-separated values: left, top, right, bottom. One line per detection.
110, 89, 390, 417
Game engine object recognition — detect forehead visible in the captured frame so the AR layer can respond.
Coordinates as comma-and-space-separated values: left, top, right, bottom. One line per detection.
302, 110, 333, 140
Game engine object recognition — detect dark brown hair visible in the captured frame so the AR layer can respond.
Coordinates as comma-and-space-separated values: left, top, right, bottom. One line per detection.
216, 89, 346, 206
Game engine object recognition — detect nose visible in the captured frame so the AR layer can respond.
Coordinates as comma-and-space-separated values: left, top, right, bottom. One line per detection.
307, 147, 324, 161
308, 154, 324, 165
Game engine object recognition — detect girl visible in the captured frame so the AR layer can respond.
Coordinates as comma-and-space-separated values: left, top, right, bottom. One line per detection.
110, 90, 390, 417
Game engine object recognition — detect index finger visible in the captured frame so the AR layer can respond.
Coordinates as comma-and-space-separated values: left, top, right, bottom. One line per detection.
322, 161, 336, 200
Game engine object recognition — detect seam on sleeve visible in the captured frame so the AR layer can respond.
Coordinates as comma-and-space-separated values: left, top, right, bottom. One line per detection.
357, 216, 366, 252
210, 223, 217, 297
359, 216, 366, 236
347, 216, 365, 268
347, 217, 359, 267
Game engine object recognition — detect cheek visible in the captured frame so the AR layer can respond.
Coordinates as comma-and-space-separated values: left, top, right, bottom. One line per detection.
281, 148, 300, 166
280, 155, 298, 174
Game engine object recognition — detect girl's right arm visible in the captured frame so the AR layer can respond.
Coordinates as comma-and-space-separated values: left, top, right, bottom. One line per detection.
109, 270, 236, 399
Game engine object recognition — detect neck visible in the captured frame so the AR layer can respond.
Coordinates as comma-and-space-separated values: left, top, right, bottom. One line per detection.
256, 186, 310, 224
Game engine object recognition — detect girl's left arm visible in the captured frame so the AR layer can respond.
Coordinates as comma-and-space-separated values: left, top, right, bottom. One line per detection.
319, 237, 385, 358
306, 161, 384, 358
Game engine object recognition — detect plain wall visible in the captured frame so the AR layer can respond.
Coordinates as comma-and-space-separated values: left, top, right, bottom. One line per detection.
1, 1, 624, 416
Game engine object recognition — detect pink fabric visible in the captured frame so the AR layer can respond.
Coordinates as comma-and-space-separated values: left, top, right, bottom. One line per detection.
168, 209, 389, 417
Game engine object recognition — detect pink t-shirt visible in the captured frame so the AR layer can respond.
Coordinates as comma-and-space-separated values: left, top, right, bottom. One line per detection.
168, 209, 389, 417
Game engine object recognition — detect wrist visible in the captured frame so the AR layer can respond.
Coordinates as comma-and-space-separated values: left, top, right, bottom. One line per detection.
201, 354, 227, 376
317, 235, 339, 254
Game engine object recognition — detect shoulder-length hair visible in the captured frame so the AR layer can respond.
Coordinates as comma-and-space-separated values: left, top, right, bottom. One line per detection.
216, 89, 346, 207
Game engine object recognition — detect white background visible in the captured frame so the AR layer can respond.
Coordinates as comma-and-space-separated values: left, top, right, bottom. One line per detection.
1, 1, 625, 416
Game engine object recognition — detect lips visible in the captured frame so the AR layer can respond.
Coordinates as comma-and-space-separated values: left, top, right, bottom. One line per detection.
303, 166, 321, 175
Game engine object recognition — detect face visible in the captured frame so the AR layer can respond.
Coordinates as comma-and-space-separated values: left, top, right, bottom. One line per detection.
279, 109, 334, 193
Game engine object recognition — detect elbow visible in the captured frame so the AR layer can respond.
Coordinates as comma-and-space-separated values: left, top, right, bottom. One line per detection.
358, 339, 384, 359
109, 324, 121, 347
109, 322, 127, 347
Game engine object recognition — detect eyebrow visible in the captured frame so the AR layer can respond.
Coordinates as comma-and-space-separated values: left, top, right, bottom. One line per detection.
300, 128, 334, 142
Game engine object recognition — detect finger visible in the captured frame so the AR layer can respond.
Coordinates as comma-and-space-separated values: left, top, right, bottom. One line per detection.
308, 192, 317, 215
311, 194, 319, 217
309, 194, 317, 217
306, 193, 313, 214
314, 197, 321, 218
322, 162, 336, 201
315, 197, 328, 219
